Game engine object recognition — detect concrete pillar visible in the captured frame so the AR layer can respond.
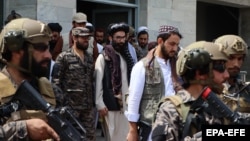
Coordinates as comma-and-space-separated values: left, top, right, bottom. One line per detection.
240, 8, 250, 80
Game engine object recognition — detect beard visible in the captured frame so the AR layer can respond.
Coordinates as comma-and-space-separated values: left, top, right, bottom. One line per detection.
112, 41, 126, 53
228, 67, 240, 78
20, 51, 50, 78
161, 44, 177, 60
139, 43, 147, 48
76, 41, 88, 51
96, 39, 104, 44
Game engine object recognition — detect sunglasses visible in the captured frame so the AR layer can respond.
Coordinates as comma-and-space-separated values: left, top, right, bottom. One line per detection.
213, 61, 226, 73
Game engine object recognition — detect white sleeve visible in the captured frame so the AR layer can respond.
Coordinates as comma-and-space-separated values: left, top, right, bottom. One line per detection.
125, 61, 145, 122
94, 54, 106, 110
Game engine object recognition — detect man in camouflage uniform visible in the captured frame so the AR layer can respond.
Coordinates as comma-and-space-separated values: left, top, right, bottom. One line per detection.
151, 41, 230, 141
214, 35, 250, 112
69, 12, 99, 63
52, 27, 96, 141
0, 18, 61, 140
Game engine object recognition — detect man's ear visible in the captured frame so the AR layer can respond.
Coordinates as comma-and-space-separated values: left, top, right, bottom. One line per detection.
195, 70, 208, 80
12, 50, 24, 63
72, 35, 78, 42
157, 37, 163, 45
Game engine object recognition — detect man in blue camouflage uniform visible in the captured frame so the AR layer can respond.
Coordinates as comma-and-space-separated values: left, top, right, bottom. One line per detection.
52, 27, 95, 141
214, 35, 250, 112
151, 41, 230, 141
0, 18, 61, 141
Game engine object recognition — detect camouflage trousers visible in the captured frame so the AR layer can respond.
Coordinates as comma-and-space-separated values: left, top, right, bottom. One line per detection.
76, 107, 97, 141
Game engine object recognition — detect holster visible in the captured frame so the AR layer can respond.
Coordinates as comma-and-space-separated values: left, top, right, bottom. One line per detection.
138, 121, 152, 141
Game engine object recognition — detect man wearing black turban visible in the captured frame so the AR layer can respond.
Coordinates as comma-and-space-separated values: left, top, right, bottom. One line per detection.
47, 23, 63, 61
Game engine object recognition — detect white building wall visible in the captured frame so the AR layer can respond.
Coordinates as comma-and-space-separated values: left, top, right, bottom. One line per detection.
3, 0, 250, 50
145, 0, 196, 48
37, 0, 76, 50
4, 0, 76, 51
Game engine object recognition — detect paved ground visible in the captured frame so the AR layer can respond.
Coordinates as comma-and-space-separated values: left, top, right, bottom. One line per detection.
96, 128, 105, 141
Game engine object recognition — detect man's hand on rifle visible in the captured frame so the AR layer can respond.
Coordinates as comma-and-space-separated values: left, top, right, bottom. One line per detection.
26, 118, 60, 141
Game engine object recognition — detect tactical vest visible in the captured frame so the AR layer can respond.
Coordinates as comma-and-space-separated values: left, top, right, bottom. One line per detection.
139, 57, 165, 124
156, 90, 226, 139
154, 90, 190, 124
0, 72, 56, 122
153, 90, 195, 140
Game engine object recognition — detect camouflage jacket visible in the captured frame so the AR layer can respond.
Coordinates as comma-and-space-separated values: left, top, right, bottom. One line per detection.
151, 89, 224, 141
0, 121, 27, 140
52, 48, 95, 110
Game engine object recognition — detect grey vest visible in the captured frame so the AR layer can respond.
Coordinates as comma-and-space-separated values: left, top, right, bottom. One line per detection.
139, 57, 165, 124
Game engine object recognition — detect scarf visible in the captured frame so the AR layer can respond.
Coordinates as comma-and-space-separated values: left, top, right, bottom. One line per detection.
104, 45, 122, 95
120, 43, 135, 85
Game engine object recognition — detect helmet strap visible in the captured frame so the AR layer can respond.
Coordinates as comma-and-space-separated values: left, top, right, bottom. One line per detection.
28, 44, 34, 72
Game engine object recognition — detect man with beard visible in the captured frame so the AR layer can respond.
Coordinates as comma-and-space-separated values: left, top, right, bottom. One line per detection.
136, 26, 149, 58
95, 22, 130, 141
214, 35, 250, 112
151, 41, 230, 141
126, 25, 183, 141
47, 23, 63, 81
47, 22, 63, 61
0, 18, 60, 140
52, 27, 96, 141
69, 12, 99, 64
94, 28, 106, 46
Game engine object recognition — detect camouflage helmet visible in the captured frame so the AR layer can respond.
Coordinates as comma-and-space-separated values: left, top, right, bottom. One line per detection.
72, 27, 90, 36
214, 34, 248, 57
0, 18, 51, 54
177, 41, 228, 76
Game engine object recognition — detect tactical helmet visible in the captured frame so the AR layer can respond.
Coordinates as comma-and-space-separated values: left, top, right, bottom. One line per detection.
177, 41, 228, 76
0, 18, 51, 54
214, 34, 248, 57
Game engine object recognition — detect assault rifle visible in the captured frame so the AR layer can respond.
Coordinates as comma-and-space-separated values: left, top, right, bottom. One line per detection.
201, 87, 250, 124
12, 80, 86, 141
